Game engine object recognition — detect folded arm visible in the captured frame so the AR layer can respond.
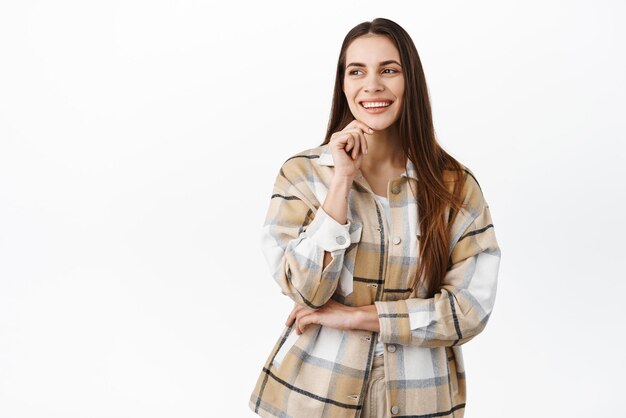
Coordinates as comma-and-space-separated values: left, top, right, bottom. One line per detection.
261, 164, 357, 308
373, 200, 501, 347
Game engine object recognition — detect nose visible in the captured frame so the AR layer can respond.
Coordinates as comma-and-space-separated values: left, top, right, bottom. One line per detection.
363, 73, 384, 93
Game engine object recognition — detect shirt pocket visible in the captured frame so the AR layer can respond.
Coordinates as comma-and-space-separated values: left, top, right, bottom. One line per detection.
336, 221, 363, 297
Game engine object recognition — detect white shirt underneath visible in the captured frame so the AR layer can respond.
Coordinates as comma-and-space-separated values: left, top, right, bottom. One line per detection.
372, 194, 391, 357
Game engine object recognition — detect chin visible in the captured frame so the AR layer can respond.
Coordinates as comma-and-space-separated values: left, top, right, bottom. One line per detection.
366, 123, 386, 131
362, 119, 394, 131
358, 113, 398, 129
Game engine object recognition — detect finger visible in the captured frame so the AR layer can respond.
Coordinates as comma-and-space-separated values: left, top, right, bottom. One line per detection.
298, 312, 316, 335
291, 304, 316, 327
356, 129, 366, 156
298, 316, 308, 334
344, 135, 354, 153
361, 131, 368, 155
295, 316, 303, 335
295, 310, 310, 335
333, 131, 362, 156
349, 132, 360, 159
348, 120, 374, 135
330, 132, 347, 146
343, 128, 368, 156
286, 308, 297, 326
350, 129, 367, 159
287, 304, 306, 327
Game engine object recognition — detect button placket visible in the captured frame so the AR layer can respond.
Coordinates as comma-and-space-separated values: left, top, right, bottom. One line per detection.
371, 193, 387, 275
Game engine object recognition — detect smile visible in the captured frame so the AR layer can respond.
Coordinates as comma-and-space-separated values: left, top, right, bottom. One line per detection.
360, 101, 393, 109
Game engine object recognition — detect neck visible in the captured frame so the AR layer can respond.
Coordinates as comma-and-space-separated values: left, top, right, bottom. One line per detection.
362, 124, 406, 172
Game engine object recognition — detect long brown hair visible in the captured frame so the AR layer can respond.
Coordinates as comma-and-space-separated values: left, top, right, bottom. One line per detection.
321, 18, 467, 297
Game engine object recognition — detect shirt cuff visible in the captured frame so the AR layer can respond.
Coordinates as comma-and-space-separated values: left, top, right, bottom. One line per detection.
374, 299, 412, 346
304, 205, 352, 252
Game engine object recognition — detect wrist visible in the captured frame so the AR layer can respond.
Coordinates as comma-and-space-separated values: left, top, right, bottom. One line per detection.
351, 305, 380, 332
348, 306, 362, 330
330, 174, 355, 188
322, 175, 353, 226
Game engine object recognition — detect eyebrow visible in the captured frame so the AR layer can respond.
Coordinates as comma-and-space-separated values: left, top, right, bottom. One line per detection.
346, 60, 402, 69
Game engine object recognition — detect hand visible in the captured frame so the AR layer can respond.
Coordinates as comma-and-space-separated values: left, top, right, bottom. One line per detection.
285, 299, 358, 335
328, 120, 373, 178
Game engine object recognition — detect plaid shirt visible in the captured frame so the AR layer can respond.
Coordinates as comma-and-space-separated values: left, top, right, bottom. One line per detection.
249, 144, 501, 418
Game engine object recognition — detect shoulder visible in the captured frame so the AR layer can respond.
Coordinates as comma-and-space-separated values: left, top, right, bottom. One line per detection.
460, 164, 489, 220
279, 144, 330, 180
282, 143, 328, 165
444, 162, 487, 217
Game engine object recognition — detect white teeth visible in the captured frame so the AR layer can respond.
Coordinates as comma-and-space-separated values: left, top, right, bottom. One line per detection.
361, 101, 391, 109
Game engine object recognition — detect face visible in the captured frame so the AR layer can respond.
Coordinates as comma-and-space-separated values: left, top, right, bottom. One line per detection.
343, 34, 405, 131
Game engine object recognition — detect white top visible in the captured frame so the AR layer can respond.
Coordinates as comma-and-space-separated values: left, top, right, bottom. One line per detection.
373, 194, 391, 356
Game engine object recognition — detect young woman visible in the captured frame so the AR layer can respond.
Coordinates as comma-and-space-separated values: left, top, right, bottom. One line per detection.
249, 18, 501, 418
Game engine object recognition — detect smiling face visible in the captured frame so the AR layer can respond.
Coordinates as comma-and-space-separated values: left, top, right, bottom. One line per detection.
343, 34, 405, 131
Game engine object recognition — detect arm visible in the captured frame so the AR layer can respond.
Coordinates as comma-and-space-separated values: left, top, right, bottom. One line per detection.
320, 175, 353, 269
373, 182, 501, 348
261, 162, 357, 308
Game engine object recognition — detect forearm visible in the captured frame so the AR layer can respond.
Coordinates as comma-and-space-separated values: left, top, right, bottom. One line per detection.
321, 175, 354, 269
351, 304, 380, 333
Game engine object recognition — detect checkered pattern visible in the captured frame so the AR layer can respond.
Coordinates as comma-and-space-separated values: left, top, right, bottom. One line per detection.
250, 144, 501, 418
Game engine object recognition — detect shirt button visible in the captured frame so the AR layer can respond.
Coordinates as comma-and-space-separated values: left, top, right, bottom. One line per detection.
391, 185, 401, 194
392, 236, 401, 245
387, 344, 396, 353
391, 405, 400, 415
336, 236, 346, 245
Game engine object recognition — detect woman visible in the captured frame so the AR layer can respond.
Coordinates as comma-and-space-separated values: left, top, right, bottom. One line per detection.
249, 18, 501, 418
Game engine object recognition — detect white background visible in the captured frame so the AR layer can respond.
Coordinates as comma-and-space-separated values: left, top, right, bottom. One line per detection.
1, 1, 624, 417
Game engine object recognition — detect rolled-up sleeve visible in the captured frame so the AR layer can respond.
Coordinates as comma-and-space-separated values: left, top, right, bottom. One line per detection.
260, 164, 356, 308
375, 188, 501, 348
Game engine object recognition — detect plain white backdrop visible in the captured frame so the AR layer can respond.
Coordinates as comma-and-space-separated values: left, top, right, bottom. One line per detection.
1, 1, 624, 417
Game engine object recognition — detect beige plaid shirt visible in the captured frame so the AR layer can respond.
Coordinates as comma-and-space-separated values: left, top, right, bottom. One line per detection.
249, 144, 501, 418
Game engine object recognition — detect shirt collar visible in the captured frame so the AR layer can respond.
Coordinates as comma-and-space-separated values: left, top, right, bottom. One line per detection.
317, 144, 418, 181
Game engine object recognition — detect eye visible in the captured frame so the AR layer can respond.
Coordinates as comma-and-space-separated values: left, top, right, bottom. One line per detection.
348, 69, 363, 76
383, 68, 399, 74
